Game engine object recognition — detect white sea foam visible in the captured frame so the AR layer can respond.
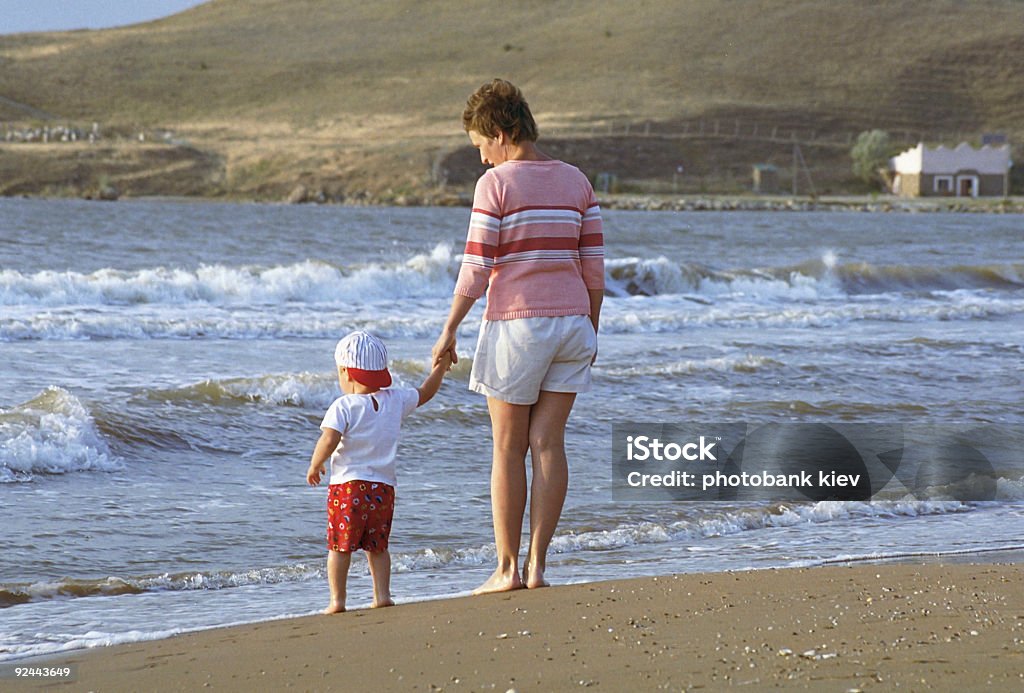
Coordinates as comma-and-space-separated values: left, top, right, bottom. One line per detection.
0, 244, 460, 308
0, 610, 314, 662
152, 361, 455, 410
410, 499, 981, 572
605, 254, 841, 300
174, 372, 340, 409
605, 255, 1023, 299
3, 244, 1022, 342
995, 476, 1024, 500
0, 388, 121, 483
0, 627, 186, 662
550, 499, 970, 555
787, 542, 1024, 569
3, 287, 1020, 342
598, 291, 1024, 334
2, 497, 976, 604
601, 353, 783, 378
6, 248, 1019, 313
0, 309, 449, 342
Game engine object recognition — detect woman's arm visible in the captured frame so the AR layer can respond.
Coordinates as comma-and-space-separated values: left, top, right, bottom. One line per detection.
433, 293, 477, 366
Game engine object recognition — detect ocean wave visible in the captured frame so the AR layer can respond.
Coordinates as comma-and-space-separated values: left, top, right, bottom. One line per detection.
5, 247, 1020, 313
152, 372, 341, 409
995, 475, 1024, 501
606, 254, 1024, 298
2, 246, 1022, 342
142, 359, 473, 410
0, 497, 988, 609
0, 564, 323, 610
390, 498, 984, 573
0, 244, 460, 307
0, 627, 187, 662
598, 292, 1024, 333
0, 309, 448, 342
549, 498, 972, 555
790, 542, 1024, 569
606, 257, 837, 300
2, 288, 1020, 343
0, 387, 122, 483
602, 353, 783, 378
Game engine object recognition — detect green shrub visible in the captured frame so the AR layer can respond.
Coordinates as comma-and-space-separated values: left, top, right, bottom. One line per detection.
851, 130, 892, 188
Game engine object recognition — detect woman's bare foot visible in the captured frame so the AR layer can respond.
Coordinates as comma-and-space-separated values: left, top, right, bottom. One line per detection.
523, 561, 550, 589
473, 567, 523, 595
322, 602, 346, 615
372, 597, 395, 608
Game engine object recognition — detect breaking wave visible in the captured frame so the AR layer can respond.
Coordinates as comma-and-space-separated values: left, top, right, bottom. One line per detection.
0, 244, 460, 307
142, 358, 472, 410
606, 255, 1024, 298
3, 248, 1021, 341
4, 247, 1020, 310
0, 387, 122, 483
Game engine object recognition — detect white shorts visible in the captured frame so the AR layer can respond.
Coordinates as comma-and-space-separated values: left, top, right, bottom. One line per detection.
469, 315, 597, 405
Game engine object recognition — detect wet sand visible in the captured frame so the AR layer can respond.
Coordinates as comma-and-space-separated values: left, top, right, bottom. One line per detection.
13, 562, 1024, 692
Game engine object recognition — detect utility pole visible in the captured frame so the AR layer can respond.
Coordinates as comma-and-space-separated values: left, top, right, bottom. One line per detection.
792, 143, 816, 197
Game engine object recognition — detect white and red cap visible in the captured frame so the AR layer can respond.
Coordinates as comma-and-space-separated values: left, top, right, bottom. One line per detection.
334, 330, 392, 389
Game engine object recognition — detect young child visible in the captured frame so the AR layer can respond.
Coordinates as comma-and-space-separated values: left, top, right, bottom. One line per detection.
306, 330, 450, 613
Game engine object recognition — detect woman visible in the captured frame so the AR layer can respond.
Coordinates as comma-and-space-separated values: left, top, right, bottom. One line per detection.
432, 79, 605, 594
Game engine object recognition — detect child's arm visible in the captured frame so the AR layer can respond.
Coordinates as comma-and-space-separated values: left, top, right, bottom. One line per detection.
417, 352, 452, 406
306, 428, 341, 486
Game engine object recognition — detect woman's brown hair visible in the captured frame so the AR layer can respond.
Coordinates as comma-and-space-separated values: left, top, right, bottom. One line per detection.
462, 78, 538, 144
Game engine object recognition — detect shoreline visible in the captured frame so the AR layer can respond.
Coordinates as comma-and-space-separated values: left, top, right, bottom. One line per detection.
5, 191, 1024, 214
9, 561, 1024, 691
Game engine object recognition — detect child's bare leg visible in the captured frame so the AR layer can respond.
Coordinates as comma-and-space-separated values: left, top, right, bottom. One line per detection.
367, 550, 394, 607
324, 549, 351, 614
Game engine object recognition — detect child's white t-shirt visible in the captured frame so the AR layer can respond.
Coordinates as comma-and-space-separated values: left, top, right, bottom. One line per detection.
320, 387, 420, 487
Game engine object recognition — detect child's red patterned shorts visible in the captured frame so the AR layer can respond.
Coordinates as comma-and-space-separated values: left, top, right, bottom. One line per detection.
326, 480, 395, 553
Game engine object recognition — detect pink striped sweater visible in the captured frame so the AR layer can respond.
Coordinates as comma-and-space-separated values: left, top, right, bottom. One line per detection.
453, 159, 605, 321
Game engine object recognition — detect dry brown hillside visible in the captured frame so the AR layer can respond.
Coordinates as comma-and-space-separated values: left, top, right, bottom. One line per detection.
1, 0, 1022, 199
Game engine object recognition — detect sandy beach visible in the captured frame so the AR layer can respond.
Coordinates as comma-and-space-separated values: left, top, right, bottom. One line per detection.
6, 562, 1019, 692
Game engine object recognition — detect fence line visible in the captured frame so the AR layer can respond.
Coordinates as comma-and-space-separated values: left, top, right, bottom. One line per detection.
545, 119, 997, 150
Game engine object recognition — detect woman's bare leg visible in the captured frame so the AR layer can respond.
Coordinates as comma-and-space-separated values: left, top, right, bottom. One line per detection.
524, 391, 575, 588
474, 396, 531, 595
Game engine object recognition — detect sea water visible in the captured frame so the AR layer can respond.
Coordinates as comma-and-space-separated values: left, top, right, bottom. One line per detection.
1, 198, 1022, 660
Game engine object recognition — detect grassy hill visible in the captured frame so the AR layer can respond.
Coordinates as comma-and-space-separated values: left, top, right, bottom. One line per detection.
1, 0, 1022, 200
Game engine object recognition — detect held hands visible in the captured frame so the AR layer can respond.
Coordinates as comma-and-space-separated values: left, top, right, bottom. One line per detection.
418, 346, 452, 406
434, 349, 453, 373
432, 329, 458, 368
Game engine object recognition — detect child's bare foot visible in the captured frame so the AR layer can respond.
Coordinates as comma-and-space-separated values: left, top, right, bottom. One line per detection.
322, 602, 346, 615
523, 561, 550, 589
372, 597, 394, 608
473, 567, 523, 595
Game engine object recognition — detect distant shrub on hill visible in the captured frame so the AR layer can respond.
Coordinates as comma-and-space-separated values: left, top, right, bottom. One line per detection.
851, 130, 893, 189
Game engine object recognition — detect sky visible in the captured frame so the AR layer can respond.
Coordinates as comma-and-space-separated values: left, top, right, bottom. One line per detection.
0, 1, 207, 35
